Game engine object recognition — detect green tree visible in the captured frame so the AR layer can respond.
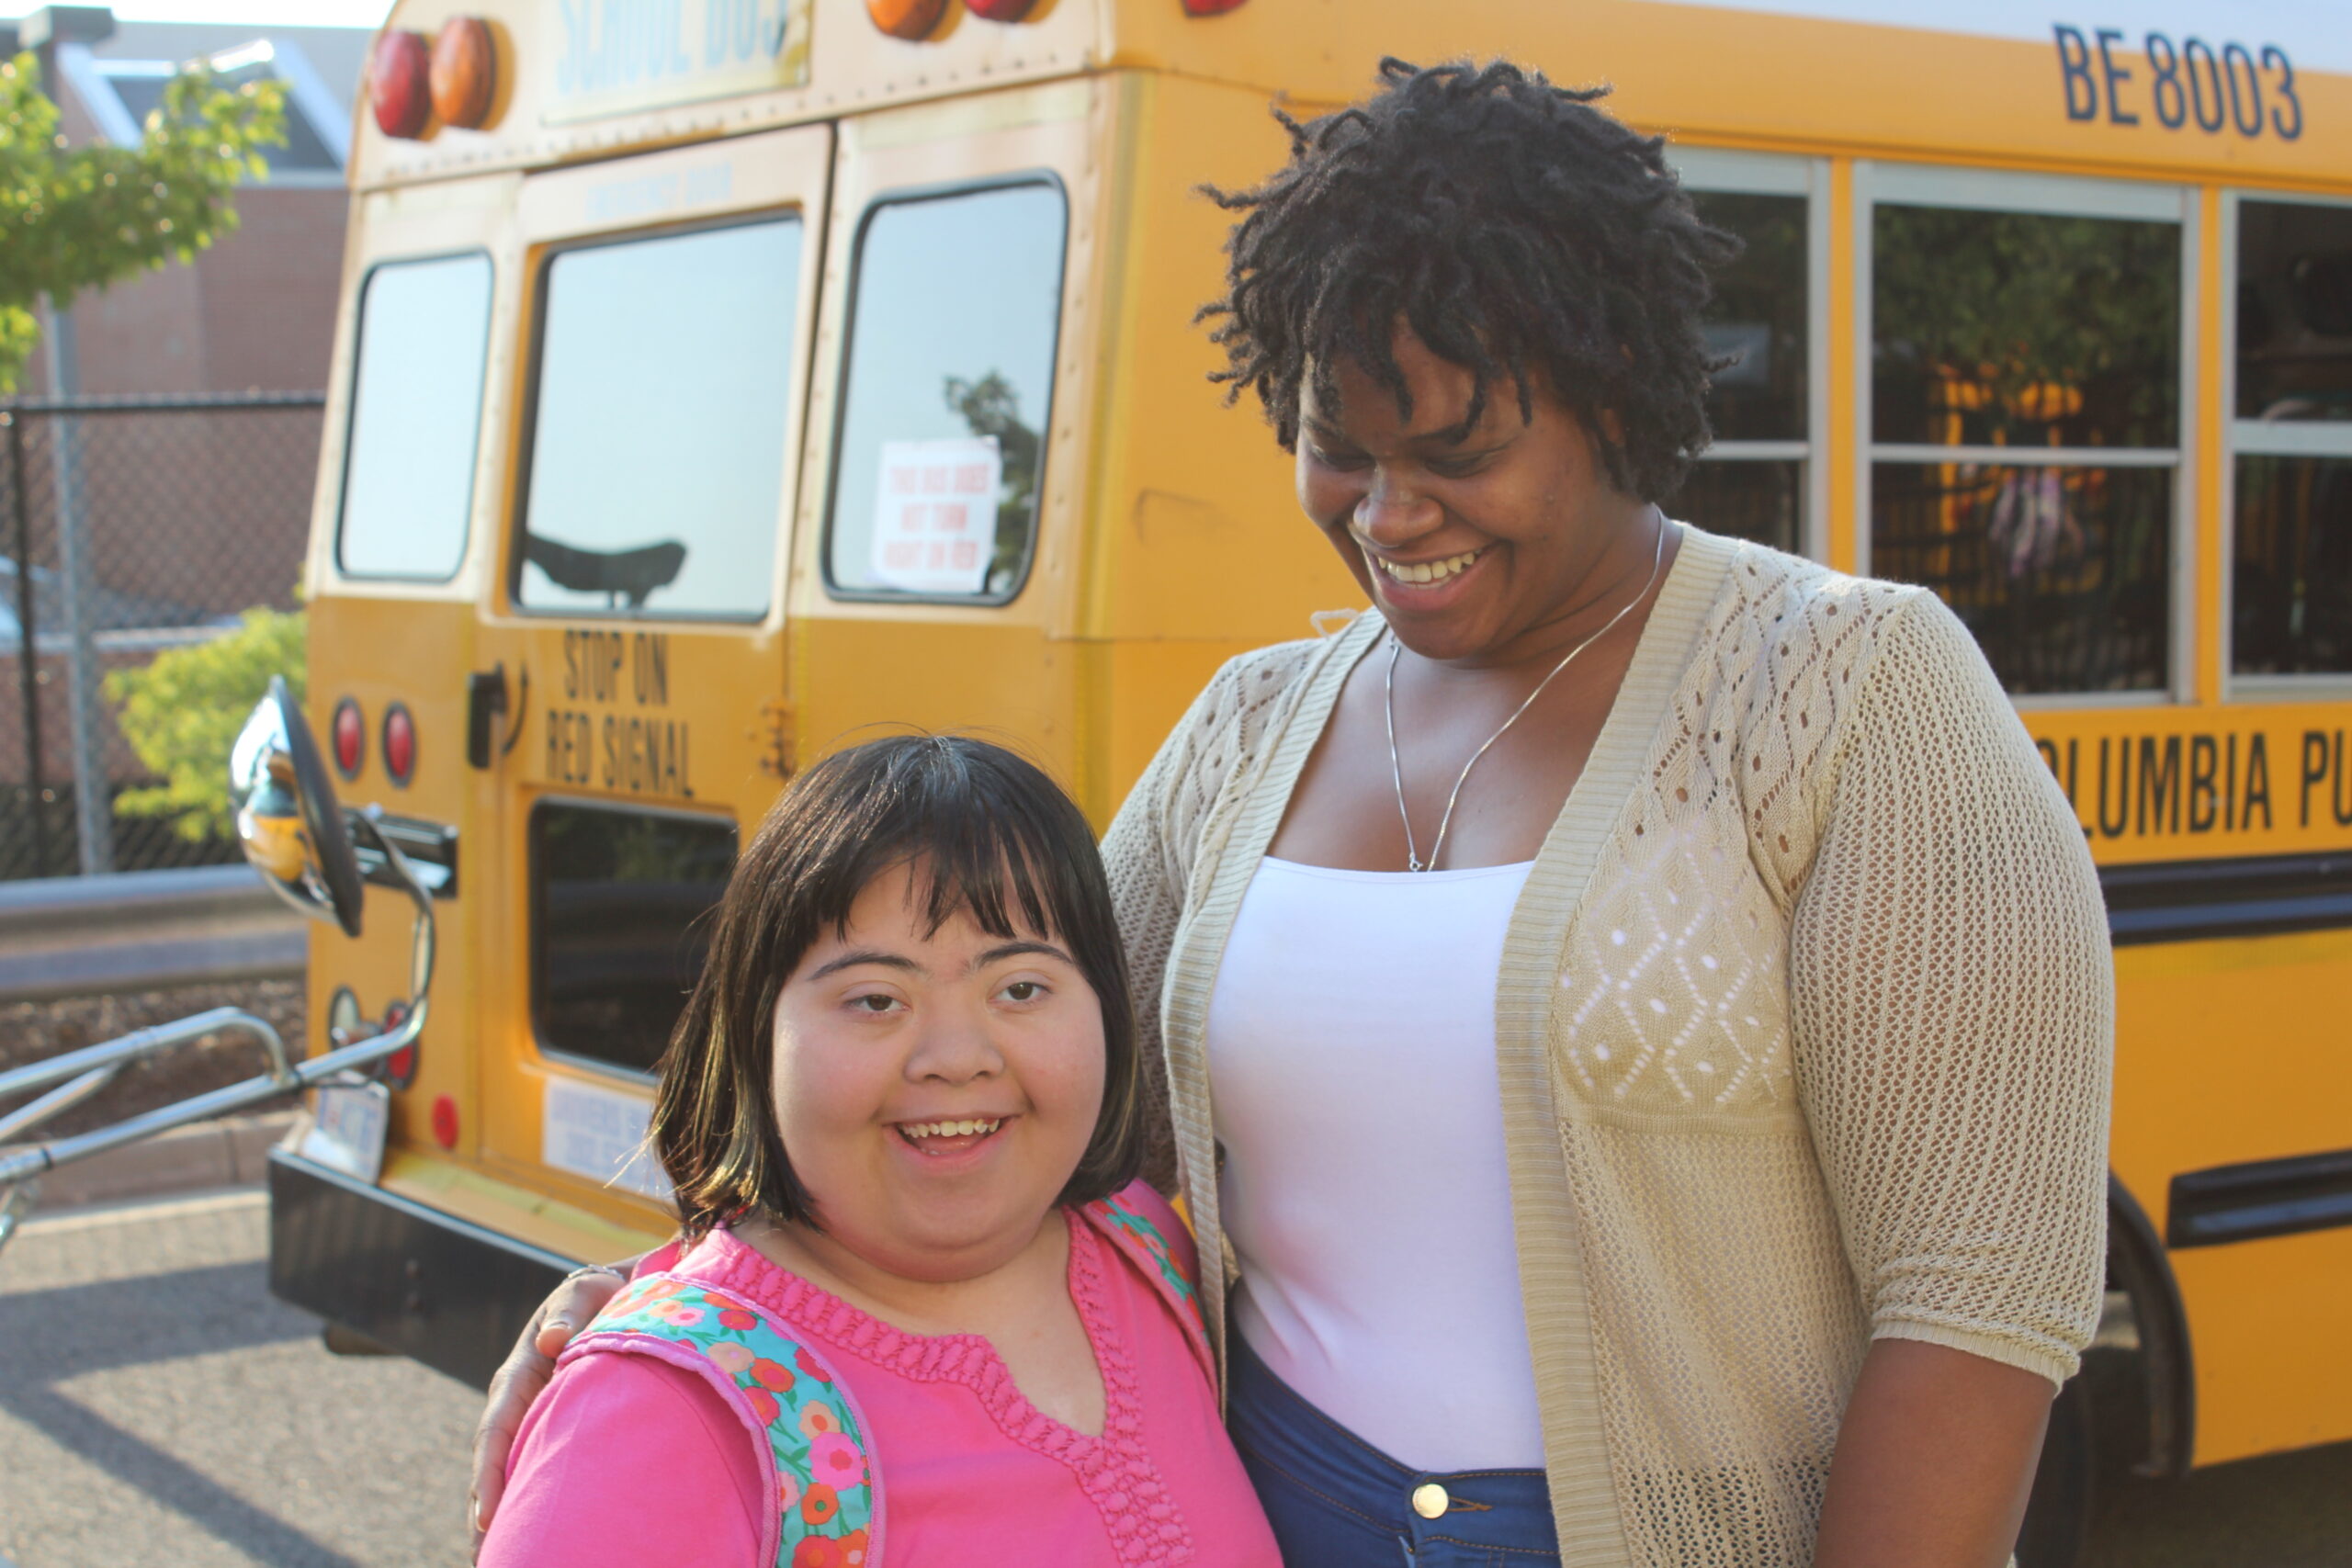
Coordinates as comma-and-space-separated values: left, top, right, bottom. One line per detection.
1872, 207, 2180, 447
0, 51, 285, 390
106, 606, 305, 841
944, 370, 1040, 590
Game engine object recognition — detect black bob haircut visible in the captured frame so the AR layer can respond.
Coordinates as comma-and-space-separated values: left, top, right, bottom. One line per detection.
1199, 57, 1740, 503
651, 734, 1141, 1245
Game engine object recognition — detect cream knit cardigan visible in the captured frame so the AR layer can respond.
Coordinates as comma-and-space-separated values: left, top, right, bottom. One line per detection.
1100, 528, 2114, 1568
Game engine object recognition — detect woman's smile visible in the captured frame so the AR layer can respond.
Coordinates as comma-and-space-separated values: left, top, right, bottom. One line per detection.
1299, 327, 1656, 671
1363, 542, 1488, 589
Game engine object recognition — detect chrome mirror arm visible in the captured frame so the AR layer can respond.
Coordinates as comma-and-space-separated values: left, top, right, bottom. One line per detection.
351, 807, 435, 1007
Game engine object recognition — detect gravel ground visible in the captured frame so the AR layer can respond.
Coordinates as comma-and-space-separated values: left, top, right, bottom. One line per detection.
0, 980, 306, 1138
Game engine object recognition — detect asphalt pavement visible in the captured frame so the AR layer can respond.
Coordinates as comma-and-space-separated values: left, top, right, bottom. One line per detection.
2084, 1429, 2352, 1568
0, 1188, 475, 1568
0, 1186, 2346, 1567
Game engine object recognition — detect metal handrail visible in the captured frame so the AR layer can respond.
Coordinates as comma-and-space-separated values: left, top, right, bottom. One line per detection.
0, 864, 288, 942
0, 391, 326, 415
0, 1010, 423, 1190
0, 1182, 34, 1253
0, 1063, 121, 1143
0, 1008, 293, 1105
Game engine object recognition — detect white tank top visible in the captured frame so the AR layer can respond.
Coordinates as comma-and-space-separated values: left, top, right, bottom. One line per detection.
1204, 855, 1545, 1471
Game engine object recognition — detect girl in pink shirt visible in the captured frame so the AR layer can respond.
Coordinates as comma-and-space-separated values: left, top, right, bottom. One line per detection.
479, 737, 1280, 1568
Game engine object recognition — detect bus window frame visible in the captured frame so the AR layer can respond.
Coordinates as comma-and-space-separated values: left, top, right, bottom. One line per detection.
1852, 162, 2200, 709
526, 792, 741, 1086
1669, 147, 1832, 564
505, 208, 815, 626
2220, 186, 2352, 703
817, 170, 1071, 610
332, 246, 498, 586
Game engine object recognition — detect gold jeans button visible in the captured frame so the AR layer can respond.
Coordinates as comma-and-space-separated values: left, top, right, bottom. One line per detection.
1411, 1482, 1450, 1520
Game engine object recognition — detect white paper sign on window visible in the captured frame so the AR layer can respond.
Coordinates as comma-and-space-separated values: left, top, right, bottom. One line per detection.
868, 436, 1001, 595
543, 1075, 673, 1201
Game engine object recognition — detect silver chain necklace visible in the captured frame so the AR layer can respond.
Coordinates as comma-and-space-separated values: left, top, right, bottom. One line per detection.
1384, 513, 1671, 873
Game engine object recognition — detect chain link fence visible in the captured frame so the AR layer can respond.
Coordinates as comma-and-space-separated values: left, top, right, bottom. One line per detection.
1, 393, 324, 881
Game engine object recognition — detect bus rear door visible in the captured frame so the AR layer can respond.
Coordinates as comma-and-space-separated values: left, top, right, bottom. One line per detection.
788, 85, 1097, 800
469, 125, 831, 1237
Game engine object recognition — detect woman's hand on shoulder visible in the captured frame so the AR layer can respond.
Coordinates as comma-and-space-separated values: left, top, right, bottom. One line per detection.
469, 1259, 639, 1559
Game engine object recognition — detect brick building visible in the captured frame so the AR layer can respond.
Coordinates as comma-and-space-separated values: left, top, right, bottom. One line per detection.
0, 6, 369, 874
6, 4, 368, 398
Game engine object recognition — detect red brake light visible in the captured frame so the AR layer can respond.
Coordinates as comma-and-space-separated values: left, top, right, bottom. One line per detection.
332, 698, 365, 778
382, 703, 416, 786
1182, 0, 1249, 13
432, 1093, 460, 1150
368, 30, 434, 139
967, 0, 1038, 17
866, 0, 946, 40
430, 17, 498, 130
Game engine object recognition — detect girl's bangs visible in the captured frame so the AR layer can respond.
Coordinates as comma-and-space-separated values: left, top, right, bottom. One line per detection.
899, 818, 1068, 946
795, 737, 1096, 957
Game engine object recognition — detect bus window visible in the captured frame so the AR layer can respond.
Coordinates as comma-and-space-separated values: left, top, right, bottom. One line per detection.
825, 181, 1068, 602
515, 218, 802, 619
530, 801, 738, 1076
1870, 201, 2180, 694
336, 253, 493, 581
2231, 198, 2352, 679
1683, 188, 1809, 554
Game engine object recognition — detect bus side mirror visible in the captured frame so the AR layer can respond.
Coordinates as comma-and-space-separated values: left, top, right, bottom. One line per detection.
232, 675, 367, 939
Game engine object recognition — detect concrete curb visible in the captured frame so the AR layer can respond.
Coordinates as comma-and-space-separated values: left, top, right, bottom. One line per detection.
26, 1112, 295, 1210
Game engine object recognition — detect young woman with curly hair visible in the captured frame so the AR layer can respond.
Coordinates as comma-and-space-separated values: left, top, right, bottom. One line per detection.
478, 58, 2111, 1568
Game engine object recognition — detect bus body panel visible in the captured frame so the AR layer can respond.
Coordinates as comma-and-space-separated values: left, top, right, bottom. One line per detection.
303, 168, 525, 1241
2111, 930, 2352, 1461
362, 3, 2352, 197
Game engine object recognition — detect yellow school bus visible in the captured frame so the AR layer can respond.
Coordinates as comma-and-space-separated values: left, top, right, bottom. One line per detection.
266, 0, 2351, 1551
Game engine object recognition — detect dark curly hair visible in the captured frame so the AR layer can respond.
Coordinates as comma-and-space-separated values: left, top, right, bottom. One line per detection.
1198, 57, 1738, 502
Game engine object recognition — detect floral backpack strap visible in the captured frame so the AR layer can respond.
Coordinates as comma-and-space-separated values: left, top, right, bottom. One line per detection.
564, 1275, 880, 1568
1082, 1180, 1213, 1382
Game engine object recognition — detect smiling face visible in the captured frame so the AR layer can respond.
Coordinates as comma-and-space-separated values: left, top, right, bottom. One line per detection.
1297, 326, 1654, 666
768, 861, 1108, 1284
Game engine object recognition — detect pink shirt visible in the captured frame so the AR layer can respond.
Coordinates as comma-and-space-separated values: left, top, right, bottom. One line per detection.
482, 1190, 1278, 1568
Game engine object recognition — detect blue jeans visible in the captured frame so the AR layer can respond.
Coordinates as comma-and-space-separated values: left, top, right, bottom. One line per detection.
1226, 1331, 1562, 1567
